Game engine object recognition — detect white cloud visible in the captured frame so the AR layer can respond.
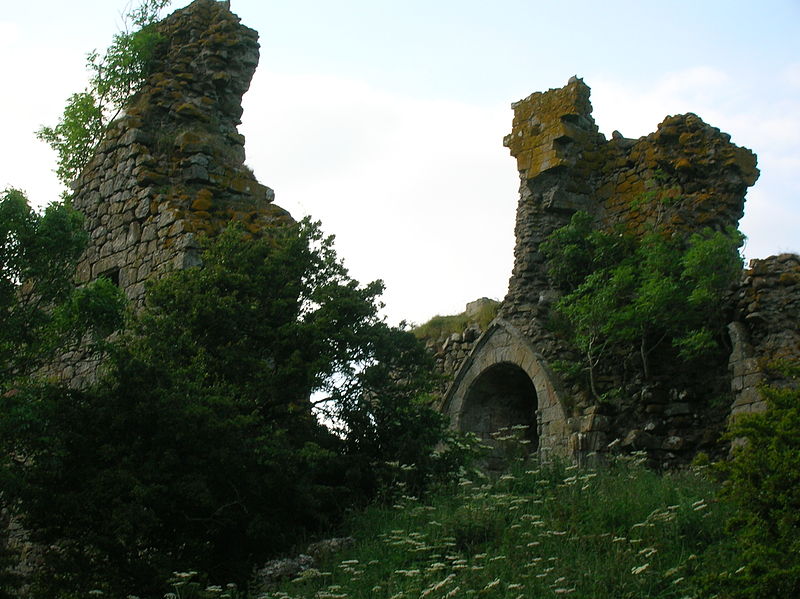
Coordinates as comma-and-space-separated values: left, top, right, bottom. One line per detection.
589, 67, 732, 139
0, 36, 88, 207
657, 66, 730, 95
0, 22, 20, 47
781, 63, 800, 89
242, 71, 519, 324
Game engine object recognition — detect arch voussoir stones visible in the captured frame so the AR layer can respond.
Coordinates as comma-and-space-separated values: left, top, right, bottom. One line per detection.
443, 319, 570, 459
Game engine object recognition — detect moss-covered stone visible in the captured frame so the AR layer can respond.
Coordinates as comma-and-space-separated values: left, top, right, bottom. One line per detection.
58, 0, 293, 388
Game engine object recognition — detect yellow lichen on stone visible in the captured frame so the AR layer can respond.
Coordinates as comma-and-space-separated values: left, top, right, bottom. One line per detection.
505, 77, 601, 179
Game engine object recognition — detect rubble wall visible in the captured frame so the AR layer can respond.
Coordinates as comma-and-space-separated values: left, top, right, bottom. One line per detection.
58, 0, 292, 385
729, 254, 800, 415
443, 77, 799, 466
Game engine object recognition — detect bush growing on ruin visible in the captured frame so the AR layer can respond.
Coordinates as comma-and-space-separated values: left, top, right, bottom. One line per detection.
37, 0, 171, 186
412, 300, 500, 342
0, 189, 125, 596
702, 362, 800, 597
0, 188, 125, 384
541, 211, 743, 395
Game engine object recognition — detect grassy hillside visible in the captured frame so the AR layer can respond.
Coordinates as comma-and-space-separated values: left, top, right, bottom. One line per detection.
213, 451, 734, 599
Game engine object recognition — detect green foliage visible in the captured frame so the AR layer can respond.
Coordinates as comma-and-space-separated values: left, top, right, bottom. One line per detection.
37, 0, 171, 186
258, 456, 727, 599
539, 211, 632, 293
412, 300, 499, 341
541, 211, 744, 394
0, 189, 125, 596
35, 92, 104, 189
704, 363, 800, 597
0, 189, 125, 383
332, 324, 479, 499
1, 220, 465, 597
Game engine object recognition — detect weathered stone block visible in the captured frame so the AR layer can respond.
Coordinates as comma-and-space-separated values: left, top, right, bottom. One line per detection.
580, 413, 609, 433
621, 429, 660, 450
662, 436, 684, 451
664, 403, 691, 417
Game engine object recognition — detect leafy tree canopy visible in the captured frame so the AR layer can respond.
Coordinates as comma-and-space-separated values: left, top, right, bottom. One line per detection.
0, 188, 124, 385
1, 220, 467, 597
541, 211, 744, 396
36, 0, 172, 187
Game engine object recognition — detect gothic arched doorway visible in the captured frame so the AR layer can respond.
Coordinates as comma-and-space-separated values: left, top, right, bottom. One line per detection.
460, 362, 538, 466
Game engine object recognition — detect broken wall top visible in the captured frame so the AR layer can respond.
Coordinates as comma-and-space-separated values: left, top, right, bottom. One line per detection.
503, 77, 759, 236
498, 77, 764, 412
70, 0, 291, 308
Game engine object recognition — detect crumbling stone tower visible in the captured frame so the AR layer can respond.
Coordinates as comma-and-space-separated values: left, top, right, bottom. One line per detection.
61, 0, 292, 384
438, 77, 799, 465
500, 76, 758, 341
72, 0, 290, 304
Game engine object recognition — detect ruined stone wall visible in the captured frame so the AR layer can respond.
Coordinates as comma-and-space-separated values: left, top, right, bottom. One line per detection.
57, 0, 292, 385
500, 79, 601, 348
500, 77, 758, 338
7, 2, 300, 586
442, 77, 795, 466
428, 326, 481, 381
729, 254, 800, 415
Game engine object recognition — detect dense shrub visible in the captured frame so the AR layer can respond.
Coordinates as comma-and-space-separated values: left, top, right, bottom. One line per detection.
703, 363, 800, 597
0, 220, 466, 597
541, 210, 743, 395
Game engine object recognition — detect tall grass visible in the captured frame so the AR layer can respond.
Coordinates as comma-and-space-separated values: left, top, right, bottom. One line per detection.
255, 452, 730, 599
412, 301, 499, 342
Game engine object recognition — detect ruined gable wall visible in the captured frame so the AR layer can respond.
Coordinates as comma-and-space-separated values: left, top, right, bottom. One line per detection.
502, 77, 759, 324
502, 78, 762, 463
71, 0, 291, 306
442, 78, 788, 465
59, 0, 292, 385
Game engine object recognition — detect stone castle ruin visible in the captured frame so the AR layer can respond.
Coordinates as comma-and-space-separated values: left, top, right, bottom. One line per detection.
62, 1, 800, 463
434, 78, 800, 465
58, 0, 292, 385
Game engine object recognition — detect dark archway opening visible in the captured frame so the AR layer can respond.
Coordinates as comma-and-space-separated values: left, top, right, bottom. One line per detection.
461, 363, 538, 468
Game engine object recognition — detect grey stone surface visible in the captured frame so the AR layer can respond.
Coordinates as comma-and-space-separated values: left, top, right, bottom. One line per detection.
430, 79, 798, 468
48, 0, 293, 387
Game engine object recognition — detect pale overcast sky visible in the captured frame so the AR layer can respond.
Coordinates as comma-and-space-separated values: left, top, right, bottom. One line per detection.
1, 0, 798, 325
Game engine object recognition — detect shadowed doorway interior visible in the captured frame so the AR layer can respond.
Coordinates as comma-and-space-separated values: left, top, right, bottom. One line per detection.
460, 362, 538, 468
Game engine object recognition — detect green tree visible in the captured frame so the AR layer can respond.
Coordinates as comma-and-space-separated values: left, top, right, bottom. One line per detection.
541, 211, 744, 394
539, 210, 631, 293
1, 220, 462, 597
0, 188, 125, 598
332, 322, 474, 500
37, 0, 171, 187
705, 363, 800, 597
0, 188, 124, 384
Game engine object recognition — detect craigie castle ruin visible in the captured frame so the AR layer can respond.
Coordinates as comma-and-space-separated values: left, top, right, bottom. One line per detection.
64, 0, 800, 464
433, 77, 799, 466
58, 0, 292, 385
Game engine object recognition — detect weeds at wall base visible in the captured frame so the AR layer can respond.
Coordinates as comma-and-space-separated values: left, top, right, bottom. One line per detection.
252, 451, 731, 599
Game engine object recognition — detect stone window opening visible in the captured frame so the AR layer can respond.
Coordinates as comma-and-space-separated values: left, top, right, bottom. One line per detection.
100, 268, 120, 287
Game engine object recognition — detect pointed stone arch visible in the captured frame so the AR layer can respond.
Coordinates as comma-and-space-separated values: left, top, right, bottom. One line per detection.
443, 319, 571, 459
